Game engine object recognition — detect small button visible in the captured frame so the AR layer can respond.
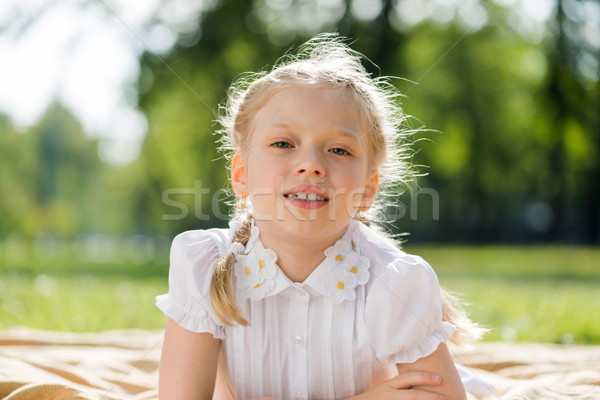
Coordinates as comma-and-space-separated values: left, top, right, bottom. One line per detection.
294, 335, 304, 346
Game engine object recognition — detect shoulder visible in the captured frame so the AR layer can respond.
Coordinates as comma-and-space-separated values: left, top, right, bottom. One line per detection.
167, 227, 234, 299
353, 223, 453, 363
172, 227, 233, 261
158, 227, 233, 337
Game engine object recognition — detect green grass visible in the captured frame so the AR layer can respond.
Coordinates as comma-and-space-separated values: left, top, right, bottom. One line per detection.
404, 245, 600, 344
1, 238, 599, 344
0, 236, 169, 332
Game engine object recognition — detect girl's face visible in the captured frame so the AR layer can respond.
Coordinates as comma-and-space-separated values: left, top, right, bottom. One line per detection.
232, 85, 378, 244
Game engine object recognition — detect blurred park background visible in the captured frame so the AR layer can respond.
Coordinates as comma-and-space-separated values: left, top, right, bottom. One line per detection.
0, 0, 599, 343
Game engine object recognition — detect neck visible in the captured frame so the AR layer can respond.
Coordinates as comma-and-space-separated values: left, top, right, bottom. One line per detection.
256, 222, 349, 283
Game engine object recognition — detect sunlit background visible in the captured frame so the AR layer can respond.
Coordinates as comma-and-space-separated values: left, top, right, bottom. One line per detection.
0, 0, 599, 342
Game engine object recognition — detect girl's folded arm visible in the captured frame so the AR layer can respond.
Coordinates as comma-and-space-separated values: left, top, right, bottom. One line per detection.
158, 318, 221, 400
259, 343, 463, 400
395, 342, 467, 400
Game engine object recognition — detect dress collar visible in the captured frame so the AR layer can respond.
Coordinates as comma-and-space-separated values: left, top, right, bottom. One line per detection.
232, 219, 370, 303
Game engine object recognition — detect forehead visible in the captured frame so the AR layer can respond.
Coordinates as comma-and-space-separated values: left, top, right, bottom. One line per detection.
250, 85, 367, 137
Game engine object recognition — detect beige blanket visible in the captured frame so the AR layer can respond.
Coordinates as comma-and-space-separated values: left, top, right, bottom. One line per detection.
1, 328, 599, 400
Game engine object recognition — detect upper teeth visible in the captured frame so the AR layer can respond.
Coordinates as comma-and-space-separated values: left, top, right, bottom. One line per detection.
288, 191, 326, 201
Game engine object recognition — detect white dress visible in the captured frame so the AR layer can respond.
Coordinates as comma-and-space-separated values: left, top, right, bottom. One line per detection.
156, 219, 457, 400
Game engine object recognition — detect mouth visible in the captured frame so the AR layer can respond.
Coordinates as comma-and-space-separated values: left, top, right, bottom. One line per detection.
284, 191, 328, 202
283, 185, 329, 209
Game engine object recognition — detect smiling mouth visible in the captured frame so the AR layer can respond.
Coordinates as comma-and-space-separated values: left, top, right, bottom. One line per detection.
284, 191, 328, 202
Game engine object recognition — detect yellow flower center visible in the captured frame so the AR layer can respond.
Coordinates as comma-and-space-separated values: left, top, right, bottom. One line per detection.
259, 259, 265, 269
254, 283, 263, 288
245, 267, 251, 276
350, 266, 358, 274
337, 281, 345, 290
351, 240, 356, 248
335, 255, 344, 261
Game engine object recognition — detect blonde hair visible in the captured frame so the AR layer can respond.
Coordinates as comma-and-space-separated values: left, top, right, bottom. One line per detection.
210, 33, 483, 343
210, 214, 252, 326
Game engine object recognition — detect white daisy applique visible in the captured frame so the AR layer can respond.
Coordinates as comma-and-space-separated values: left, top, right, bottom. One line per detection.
234, 244, 278, 301
324, 268, 358, 303
322, 230, 370, 303
324, 240, 352, 265
339, 252, 370, 285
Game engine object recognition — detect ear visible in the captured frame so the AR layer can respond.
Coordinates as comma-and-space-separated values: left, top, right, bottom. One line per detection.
231, 152, 248, 198
361, 171, 379, 211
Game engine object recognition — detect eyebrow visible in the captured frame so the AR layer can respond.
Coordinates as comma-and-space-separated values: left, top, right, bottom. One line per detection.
265, 122, 361, 139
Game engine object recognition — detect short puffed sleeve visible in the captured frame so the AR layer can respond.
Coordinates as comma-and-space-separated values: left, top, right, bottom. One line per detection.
365, 254, 455, 365
155, 230, 227, 339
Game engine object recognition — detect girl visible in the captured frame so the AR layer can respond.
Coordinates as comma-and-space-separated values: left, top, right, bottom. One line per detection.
156, 34, 483, 400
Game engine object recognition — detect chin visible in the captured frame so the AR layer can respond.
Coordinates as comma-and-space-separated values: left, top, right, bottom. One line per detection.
287, 216, 349, 238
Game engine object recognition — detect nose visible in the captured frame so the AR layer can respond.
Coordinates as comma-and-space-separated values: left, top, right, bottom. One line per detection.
295, 147, 326, 178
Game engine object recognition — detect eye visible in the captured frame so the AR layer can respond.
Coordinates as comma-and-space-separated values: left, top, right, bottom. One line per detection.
329, 147, 351, 156
271, 141, 293, 149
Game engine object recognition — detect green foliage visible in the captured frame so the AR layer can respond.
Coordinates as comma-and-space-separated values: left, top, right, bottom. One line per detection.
0, 106, 155, 237
0, 0, 597, 243
0, 106, 104, 237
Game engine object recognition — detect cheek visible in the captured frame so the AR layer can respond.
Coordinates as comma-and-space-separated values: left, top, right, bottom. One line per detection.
247, 159, 281, 191
343, 164, 374, 202
337, 160, 370, 185
333, 170, 367, 203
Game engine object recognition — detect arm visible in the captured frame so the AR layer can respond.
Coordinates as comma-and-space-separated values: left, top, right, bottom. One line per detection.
159, 318, 221, 400
258, 370, 449, 400
256, 345, 460, 400
395, 342, 466, 400
343, 343, 464, 400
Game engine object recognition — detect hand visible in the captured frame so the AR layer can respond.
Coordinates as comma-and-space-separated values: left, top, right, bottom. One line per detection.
349, 371, 450, 400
